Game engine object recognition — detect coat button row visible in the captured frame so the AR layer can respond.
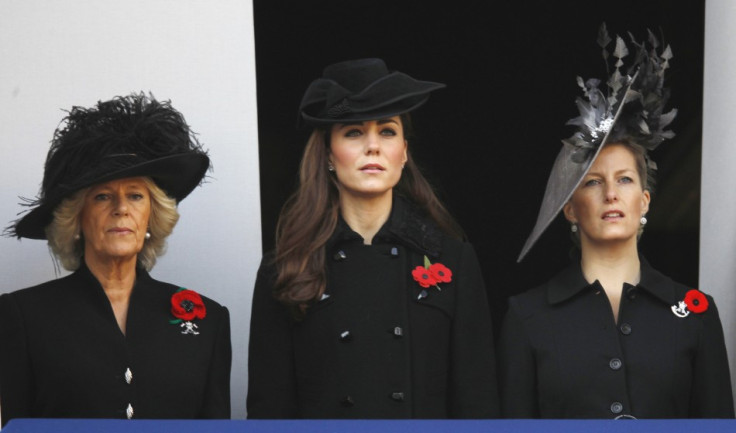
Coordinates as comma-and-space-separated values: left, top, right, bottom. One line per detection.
126, 403, 134, 419
124, 368, 133, 384
610, 402, 623, 414
619, 323, 632, 335
333, 250, 347, 261
339, 330, 353, 342
390, 247, 399, 256
609, 358, 623, 370
392, 327, 403, 338
625, 286, 637, 300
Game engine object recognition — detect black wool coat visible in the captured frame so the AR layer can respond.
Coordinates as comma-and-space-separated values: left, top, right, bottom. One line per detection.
0, 264, 231, 427
247, 198, 499, 419
498, 258, 734, 419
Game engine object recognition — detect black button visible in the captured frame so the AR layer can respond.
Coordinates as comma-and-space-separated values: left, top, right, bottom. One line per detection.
333, 250, 347, 261
620, 323, 632, 335
341, 396, 354, 407
339, 330, 352, 342
610, 402, 623, 414
609, 358, 623, 370
626, 286, 637, 300
391, 392, 405, 401
390, 247, 399, 256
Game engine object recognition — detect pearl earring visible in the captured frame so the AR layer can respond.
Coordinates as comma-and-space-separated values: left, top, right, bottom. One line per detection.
145, 232, 151, 240
640, 216, 648, 226
328, 164, 335, 172
74, 233, 81, 241
570, 223, 578, 233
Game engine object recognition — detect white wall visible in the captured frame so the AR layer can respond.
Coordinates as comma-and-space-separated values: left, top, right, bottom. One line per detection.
0, 0, 260, 419
702, 0, 736, 407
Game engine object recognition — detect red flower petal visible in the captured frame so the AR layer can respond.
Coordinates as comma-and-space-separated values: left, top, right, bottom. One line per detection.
429, 263, 452, 283
412, 266, 437, 288
171, 289, 207, 321
683, 289, 708, 314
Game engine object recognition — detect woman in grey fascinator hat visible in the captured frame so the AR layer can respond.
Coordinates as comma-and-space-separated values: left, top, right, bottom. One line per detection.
247, 58, 499, 418
498, 25, 733, 418
0, 93, 231, 426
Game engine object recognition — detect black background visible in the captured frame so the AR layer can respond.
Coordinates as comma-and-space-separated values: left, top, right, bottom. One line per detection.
253, 0, 704, 333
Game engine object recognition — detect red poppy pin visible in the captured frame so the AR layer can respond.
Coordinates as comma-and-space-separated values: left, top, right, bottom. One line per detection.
412, 256, 452, 299
671, 289, 709, 318
169, 288, 207, 334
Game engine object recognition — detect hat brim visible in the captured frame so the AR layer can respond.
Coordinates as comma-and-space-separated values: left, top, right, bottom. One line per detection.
517, 79, 638, 262
299, 72, 445, 127
13, 153, 209, 240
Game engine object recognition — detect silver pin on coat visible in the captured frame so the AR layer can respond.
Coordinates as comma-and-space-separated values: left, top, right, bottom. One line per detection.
180, 321, 200, 335
671, 301, 690, 318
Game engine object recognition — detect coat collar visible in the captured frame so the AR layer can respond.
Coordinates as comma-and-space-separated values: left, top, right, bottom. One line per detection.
547, 254, 677, 306
327, 195, 443, 258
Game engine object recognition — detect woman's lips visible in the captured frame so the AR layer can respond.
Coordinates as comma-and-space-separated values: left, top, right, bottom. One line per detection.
601, 210, 624, 220
360, 163, 385, 172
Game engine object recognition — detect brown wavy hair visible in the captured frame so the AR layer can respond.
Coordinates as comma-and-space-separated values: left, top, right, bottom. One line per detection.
273, 114, 463, 317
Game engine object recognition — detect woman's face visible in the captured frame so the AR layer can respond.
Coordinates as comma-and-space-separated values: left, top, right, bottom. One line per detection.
80, 177, 151, 265
563, 143, 650, 248
329, 116, 408, 200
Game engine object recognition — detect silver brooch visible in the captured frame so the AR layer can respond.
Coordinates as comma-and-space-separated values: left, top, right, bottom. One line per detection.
671, 301, 690, 318
180, 321, 200, 335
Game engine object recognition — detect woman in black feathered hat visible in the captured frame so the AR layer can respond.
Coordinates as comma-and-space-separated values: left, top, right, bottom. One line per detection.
0, 93, 231, 426
247, 58, 499, 418
498, 25, 733, 419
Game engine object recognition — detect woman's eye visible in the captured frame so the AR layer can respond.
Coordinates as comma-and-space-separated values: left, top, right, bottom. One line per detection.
584, 179, 601, 187
619, 176, 633, 184
380, 128, 397, 136
93, 193, 110, 201
129, 193, 145, 201
344, 128, 362, 137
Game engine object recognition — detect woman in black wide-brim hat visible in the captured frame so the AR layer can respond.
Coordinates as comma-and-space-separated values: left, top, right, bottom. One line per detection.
247, 58, 499, 418
498, 25, 734, 419
0, 93, 231, 426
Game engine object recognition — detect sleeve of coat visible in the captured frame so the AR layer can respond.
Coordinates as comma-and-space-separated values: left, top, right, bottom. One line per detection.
0, 293, 33, 427
448, 243, 500, 418
497, 296, 539, 418
689, 296, 735, 418
199, 304, 232, 418
246, 255, 297, 418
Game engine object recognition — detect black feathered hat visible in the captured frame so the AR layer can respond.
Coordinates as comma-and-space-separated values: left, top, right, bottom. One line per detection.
518, 24, 677, 262
298, 58, 445, 127
10, 92, 210, 240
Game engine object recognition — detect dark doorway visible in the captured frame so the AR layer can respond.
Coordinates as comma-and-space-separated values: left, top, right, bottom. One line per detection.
253, 0, 705, 333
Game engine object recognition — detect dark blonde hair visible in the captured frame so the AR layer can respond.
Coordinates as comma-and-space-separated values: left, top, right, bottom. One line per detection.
274, 115, 463, 317
45, 177, 179, 271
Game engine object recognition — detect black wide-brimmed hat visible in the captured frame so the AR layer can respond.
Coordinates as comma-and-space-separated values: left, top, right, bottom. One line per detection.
10, 93, 210, 240
517, 24, 677, 262
298, 58, 445, 126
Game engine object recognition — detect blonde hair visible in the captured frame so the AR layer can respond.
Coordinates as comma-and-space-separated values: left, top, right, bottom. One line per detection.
45, 177, 179, 271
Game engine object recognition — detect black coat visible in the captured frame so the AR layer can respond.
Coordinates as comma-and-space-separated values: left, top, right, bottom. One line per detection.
498, 258, 734, 419
0, 264, 231, 426
247, 198, 499, 418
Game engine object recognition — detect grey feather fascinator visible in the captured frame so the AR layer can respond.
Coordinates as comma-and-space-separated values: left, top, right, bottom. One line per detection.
518, 23, 677, 262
